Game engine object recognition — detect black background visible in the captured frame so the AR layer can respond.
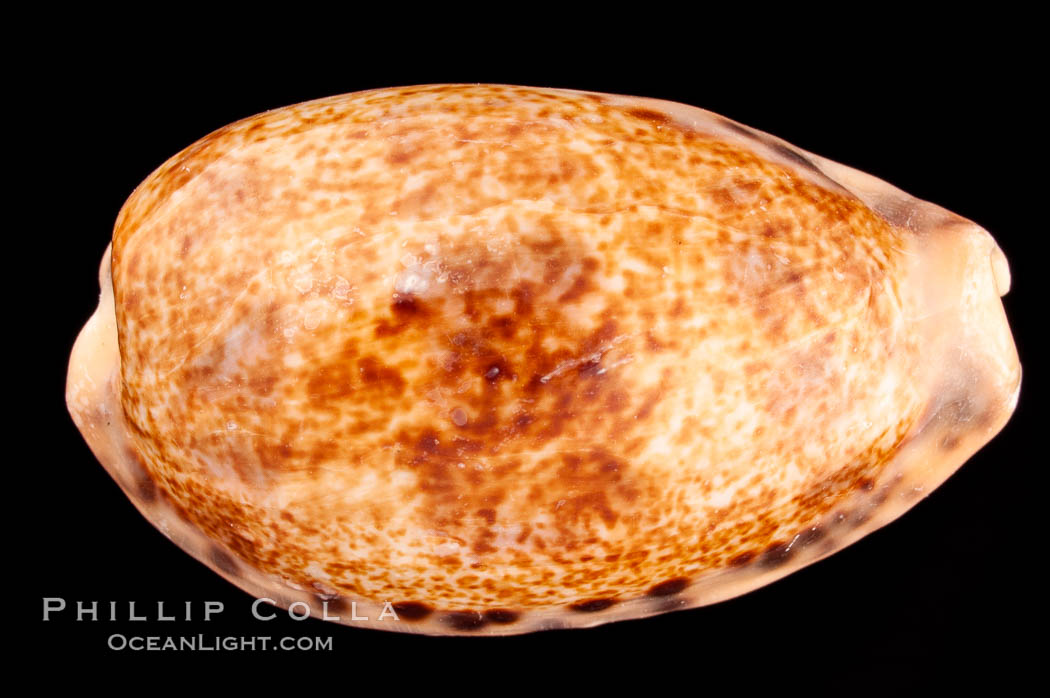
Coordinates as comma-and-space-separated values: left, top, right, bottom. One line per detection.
21, 22, 1041, 682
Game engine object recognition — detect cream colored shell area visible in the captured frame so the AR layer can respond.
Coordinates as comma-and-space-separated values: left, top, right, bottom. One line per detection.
66, 85, 1020, 635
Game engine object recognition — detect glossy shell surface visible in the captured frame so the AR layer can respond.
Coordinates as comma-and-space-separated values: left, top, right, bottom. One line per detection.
66, 84, 1020, 634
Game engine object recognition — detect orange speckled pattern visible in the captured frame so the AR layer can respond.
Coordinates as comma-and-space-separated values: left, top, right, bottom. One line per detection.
66, 84, 1020, 635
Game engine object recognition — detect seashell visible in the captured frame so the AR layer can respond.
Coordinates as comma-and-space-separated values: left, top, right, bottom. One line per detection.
66, 84, 1020, 635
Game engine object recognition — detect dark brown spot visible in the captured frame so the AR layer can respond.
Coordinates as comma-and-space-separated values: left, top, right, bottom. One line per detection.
442, 611, 487, 631
728, 551, 756, 567
720, 118, 755, 138
570, 598, 618, 613
392, 293, 424, 316
647, 577, 689, 597
135, 473, 157, 503
124, 448, 157, 503
759, 541, 796, 568
483, 609, 520, 624
765, 141, 818, 172
210, 546, 238, 575
627, 108, 672, 127
391, 602, 433, 621
514, 413, 535, 430
796, 525, 825, 548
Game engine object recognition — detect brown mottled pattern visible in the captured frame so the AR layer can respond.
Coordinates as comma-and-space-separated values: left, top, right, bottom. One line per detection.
69, 84, 1020, 634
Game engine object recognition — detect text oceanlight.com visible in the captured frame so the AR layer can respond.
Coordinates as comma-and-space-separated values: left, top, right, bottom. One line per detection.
107, 634, 332, 651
